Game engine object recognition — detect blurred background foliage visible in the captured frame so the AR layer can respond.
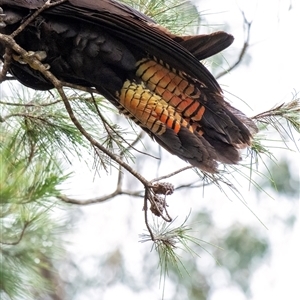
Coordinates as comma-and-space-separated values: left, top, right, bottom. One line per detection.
0, 0, 299, 299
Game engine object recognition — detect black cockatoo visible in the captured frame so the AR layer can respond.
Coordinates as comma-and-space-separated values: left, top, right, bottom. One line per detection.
0, 0, 257, 172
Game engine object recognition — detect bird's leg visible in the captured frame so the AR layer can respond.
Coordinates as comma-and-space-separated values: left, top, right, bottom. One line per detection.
13, 50, 47, 64
0, 7, 49, 70
12, 50, 50, 70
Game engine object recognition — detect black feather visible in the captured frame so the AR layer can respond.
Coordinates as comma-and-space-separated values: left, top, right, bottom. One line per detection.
0, 0, 257, 172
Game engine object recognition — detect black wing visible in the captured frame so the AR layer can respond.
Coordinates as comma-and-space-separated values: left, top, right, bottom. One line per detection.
0, 0, 257, 172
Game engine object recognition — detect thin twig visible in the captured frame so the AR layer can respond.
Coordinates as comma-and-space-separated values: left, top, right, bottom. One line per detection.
91, 96, 152, 158
0, 99, 60, 106
144, 188, 155, 241
0, 222, 30, 245
216, 10, 252, 79
151, 166, 194, 183
0, 112, 52, 122
58, 189, 142, 205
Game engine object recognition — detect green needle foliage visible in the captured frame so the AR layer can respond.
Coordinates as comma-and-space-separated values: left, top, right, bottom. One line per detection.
0, 124, 69, 299
123, 0, 201, 34
252, 98, 300, 152
0, 84, 139, 298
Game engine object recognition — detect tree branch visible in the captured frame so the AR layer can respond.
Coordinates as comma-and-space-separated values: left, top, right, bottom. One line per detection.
58, 189, 142, 205
10, 0, 68, 39
0, 3, 230, 241
2, 29, 178, 240
216, 10, 252, 79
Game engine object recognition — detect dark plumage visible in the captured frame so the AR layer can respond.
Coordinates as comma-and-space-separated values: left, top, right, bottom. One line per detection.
0, 0, 257, 172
